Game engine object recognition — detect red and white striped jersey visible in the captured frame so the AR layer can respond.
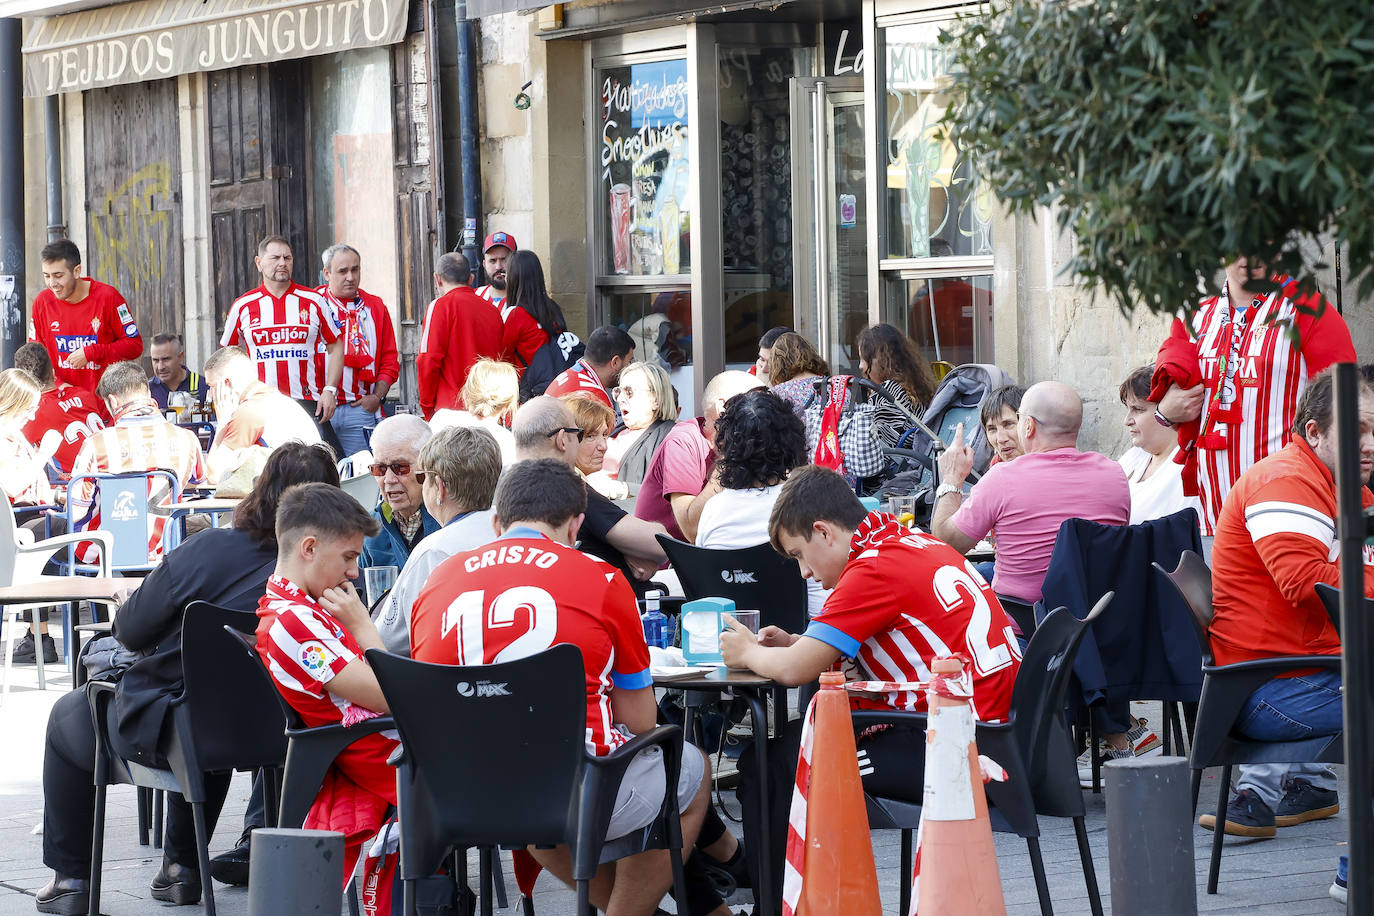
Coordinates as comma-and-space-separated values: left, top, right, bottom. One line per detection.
221, 283, 339, 401
1169, 277, 1355, 534
544, 358, 612, 408
314, 287, 401, 404
474, 285, 506, 307
801, 513, 1020, 722
255, 575, 383, 729
410, 529, 652, 756
68, 400, 206, 562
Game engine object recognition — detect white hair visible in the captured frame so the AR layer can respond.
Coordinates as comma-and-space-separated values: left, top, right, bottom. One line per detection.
370, 414, 432, 456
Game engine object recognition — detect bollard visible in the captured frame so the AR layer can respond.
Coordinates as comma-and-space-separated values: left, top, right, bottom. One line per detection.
1105, 755, 1197, 915
248, 827, 345, 916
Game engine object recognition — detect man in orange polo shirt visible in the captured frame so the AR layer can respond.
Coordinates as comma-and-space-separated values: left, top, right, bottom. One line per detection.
1201, 368, 1374, 840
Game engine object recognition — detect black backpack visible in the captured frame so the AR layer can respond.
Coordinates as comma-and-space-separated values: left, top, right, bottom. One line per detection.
520, 329, 585, 401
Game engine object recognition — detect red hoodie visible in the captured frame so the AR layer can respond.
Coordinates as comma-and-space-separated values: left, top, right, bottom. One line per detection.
415, 286, 504, 419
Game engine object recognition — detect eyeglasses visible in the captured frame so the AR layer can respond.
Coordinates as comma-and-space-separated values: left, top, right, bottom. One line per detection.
546, 427, 585, 442
369, 461, 425, 483
612, 386, 636, 401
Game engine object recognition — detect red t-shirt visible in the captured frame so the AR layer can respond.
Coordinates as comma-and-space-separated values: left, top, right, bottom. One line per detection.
544, 359, 612, 408
24, 382, 109, 474
416, 287, 505, 418
803, 513, 1020, 722
410, 530, 652, 756
499, 303, 549, 370
632, 417, 713, 541
29, 280, 142, 392
221, 283, 340, 401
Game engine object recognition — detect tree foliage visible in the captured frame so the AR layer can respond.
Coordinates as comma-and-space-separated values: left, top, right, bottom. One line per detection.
940, 0, 1374, 315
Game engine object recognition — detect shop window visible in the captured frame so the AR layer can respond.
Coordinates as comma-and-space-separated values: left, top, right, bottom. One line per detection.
595, 57, 692, 280
605, 287, 695, 413
885, 273, 993, 370
883, 21, 993, 261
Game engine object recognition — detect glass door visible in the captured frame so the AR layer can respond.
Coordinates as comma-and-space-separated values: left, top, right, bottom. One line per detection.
790, 76, 867, 374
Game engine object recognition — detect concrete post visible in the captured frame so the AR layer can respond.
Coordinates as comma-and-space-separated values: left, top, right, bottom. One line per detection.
247, 827, 345, 916
1105, 755, 1197, 915
0, 19, 24, 369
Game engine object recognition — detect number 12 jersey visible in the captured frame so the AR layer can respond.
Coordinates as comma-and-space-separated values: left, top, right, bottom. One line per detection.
410, 530, 652, 756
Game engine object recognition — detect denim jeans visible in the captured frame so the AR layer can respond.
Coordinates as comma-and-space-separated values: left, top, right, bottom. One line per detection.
330, 402, 380, 459
1234, 670, 1341, 809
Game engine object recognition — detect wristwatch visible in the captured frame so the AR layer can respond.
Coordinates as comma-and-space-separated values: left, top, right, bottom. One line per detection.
935, 483, 963, 501
1154, 408, 1174, 428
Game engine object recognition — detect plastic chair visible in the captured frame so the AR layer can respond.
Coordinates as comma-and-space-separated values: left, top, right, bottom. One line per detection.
0, 488, 112, 698
854, 594, 1112, 916
1154, 550, 1344, 894
654, 536, 808, 636
88, 601, 288, 916
1314, 582, 1347, 636
64, 469, 182, 574
367, 644, 690, 916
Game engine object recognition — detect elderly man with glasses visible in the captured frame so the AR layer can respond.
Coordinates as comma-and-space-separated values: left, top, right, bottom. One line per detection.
361, 414, 440, 572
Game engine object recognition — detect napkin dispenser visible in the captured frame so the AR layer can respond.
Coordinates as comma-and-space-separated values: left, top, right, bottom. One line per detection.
858, 495, 881, 512
680, 597, 735, 665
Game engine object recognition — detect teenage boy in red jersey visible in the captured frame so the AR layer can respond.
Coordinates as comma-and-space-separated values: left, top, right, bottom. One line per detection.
255, 482, 397, 882
410, 458, 728, 916
720, 465, 1022, 911
14, 342, 108, 476
28, 239, 142, 393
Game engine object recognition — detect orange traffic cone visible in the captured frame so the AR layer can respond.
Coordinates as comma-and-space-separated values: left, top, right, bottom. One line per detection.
914, 656, 1007, 915
790, 671, 883, 916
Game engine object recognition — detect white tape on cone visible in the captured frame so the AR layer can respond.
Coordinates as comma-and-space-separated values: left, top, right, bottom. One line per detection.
922, 703, 977, 821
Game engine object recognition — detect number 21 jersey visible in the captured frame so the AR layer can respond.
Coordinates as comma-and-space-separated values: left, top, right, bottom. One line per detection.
410, 531, 652, 756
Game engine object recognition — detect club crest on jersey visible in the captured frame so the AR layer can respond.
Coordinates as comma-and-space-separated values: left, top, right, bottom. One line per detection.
456, 679, 511, 698
299, 641, 330, 672
90, 317, 100, 334
299, 306, 311, 324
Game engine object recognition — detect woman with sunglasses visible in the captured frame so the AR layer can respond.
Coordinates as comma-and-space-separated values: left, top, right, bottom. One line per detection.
360, 414, 440, 573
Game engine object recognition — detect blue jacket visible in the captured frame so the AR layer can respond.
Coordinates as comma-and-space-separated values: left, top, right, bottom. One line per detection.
1036, 508, 1204, 710
363, 502, 440, 572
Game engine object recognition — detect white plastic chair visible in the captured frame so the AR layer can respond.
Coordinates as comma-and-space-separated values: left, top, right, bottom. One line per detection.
0, 489, 113, 700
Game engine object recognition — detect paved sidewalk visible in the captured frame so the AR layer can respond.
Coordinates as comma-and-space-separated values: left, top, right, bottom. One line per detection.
0, 665, 1349, 915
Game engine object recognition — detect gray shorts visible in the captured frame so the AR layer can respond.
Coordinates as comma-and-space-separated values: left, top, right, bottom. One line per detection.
604, 739, 706, 841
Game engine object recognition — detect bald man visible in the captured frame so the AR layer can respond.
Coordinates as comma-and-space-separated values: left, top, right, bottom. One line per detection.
932, 380, 1130, 606
633, 370, 765, 542
513, 396, 669, 590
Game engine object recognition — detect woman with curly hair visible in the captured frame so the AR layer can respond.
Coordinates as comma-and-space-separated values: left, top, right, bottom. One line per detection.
767, 333, 831, 421
857, 323, 938, 446
695, 389, 828, 616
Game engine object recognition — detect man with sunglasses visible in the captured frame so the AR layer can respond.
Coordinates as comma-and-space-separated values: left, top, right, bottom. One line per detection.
361, 414, 441, 573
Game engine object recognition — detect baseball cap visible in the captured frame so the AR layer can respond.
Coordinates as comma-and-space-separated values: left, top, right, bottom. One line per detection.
483, 232, 517, 253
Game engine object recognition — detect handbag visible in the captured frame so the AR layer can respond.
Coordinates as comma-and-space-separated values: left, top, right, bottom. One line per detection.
806, 377, 885, 481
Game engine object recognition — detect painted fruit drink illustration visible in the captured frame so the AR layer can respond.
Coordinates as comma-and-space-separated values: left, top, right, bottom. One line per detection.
610, 183, 633, 274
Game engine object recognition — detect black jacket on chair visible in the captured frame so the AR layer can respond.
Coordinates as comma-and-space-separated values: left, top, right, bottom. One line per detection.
111, 526, 277, 763
1037, 508, 1205, 711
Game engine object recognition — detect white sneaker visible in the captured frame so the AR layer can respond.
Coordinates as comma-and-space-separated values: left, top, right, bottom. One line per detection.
1077, 743, 1134, 788
1127, 718, 1162, 756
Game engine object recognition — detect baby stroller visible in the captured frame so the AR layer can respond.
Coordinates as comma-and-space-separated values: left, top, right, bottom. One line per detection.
868, 363, 1017, 523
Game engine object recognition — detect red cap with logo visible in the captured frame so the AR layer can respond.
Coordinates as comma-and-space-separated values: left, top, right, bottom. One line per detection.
483, 232, 517, 253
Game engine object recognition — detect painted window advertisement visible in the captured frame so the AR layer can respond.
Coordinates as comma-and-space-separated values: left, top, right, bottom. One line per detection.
599, 58, 691, 277
884, 22, 993, 260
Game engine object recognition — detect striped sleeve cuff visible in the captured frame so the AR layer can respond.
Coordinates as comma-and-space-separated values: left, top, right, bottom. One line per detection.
1244, 500, 1335, 545
802, 621, 862, 659
612, 667, 653, 690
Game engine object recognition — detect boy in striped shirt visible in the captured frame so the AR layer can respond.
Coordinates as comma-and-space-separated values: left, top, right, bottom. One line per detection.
68, 361, 206, 563
721, 465, 1020, 910
254, 482, 395, 882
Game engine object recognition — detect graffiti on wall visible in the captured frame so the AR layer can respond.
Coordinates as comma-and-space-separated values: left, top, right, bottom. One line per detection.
89, 162, 173, 296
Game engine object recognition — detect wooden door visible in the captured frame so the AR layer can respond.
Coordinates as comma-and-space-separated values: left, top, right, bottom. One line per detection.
207, 61, 312, 331
392, 33, 439, 403
84, 78, 183, 355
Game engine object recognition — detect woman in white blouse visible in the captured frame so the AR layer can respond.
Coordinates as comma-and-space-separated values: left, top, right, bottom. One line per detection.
1118, 365, 1201, 525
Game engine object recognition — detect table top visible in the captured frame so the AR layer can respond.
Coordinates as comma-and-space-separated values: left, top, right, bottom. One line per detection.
652, 666, 777, 690
165, 498, 241, 512
0, 577, 124, 604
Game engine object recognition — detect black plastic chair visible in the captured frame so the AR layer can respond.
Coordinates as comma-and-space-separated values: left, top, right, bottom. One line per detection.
221, 626, 404, 916
1314, 582, 1347, 636
1154, 550, 1344, 895
855, 593, 1113, 916
655, 535, 808, 635
88, 601, 288, 916
367, 644, 690, 916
